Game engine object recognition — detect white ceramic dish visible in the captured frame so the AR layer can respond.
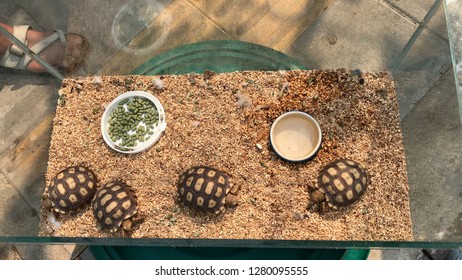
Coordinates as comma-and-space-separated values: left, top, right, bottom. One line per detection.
101, 91, 166, 154
270, 111, 322, 162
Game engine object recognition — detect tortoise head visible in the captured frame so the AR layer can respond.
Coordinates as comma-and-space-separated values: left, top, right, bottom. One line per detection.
225, 183, 240, 207
121, 219, 133, 232
225, 194, 238, 207
41, 196, 53, 212
308, 189, 326, 213
310, 189, 325, 203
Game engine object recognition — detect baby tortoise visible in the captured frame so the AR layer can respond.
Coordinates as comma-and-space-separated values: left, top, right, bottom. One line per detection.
92, 180, 138, 232
309, 159, 368, 212
44, 166, 99, 214
177, 166, 239, 214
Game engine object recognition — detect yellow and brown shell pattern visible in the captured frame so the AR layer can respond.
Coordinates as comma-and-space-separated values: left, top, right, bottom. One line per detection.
317, 159, 368, 208
177, 166, 230, 214
92, 181, 138, 232
47, 166, 98, 213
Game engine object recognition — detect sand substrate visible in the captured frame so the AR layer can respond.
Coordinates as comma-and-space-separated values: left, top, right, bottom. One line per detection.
39, 69, 413, 241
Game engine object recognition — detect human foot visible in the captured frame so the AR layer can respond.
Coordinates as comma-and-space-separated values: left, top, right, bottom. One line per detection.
0, 24, 88, 74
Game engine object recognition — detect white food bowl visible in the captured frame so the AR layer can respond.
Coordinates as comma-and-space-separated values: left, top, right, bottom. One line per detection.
101, 91, 166, 154
270, 111, 322, 162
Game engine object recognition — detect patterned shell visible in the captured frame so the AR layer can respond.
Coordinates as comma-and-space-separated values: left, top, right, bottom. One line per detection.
177, 166, 230, 214
317, 159, 368, 208
92, 181, 138, 231
47, 166, 98, 213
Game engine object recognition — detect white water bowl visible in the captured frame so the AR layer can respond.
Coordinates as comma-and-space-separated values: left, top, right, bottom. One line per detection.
270, 111, 322, 162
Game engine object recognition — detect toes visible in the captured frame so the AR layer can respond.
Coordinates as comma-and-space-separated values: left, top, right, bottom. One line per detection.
63, 33, 89, 74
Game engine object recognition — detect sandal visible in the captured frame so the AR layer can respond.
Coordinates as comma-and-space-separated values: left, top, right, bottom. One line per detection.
0, 25, 89, 74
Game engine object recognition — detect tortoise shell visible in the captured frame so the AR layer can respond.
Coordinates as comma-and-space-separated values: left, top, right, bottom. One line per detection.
317, 159, 368, 208
47, 166, 98, 213
177, 166, 231, 214
92, 181, 138, 231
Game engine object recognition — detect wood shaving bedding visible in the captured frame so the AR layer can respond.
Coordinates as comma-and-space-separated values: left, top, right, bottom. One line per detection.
39, 69, 413, 241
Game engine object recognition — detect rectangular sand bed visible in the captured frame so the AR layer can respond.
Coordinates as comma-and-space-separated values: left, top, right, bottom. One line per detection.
40, 69, 413, 241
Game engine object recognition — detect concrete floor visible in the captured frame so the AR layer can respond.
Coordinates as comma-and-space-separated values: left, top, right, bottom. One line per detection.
1, 0, 461, 259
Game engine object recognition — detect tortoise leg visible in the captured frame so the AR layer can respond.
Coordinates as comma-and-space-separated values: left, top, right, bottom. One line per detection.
308, 201, 322, 213
319, 201, 328, 214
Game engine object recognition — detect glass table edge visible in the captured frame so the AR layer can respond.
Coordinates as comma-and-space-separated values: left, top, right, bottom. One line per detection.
1, 237, 461, 249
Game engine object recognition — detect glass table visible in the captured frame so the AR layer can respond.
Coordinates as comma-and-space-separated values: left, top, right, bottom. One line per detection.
0, 0, 461, 253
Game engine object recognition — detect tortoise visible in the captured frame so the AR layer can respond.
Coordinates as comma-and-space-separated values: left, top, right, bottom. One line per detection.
309, 159, 368, 212
44, 166, 99, 214
177, 166, 239, 214
92, 180, 138, 232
